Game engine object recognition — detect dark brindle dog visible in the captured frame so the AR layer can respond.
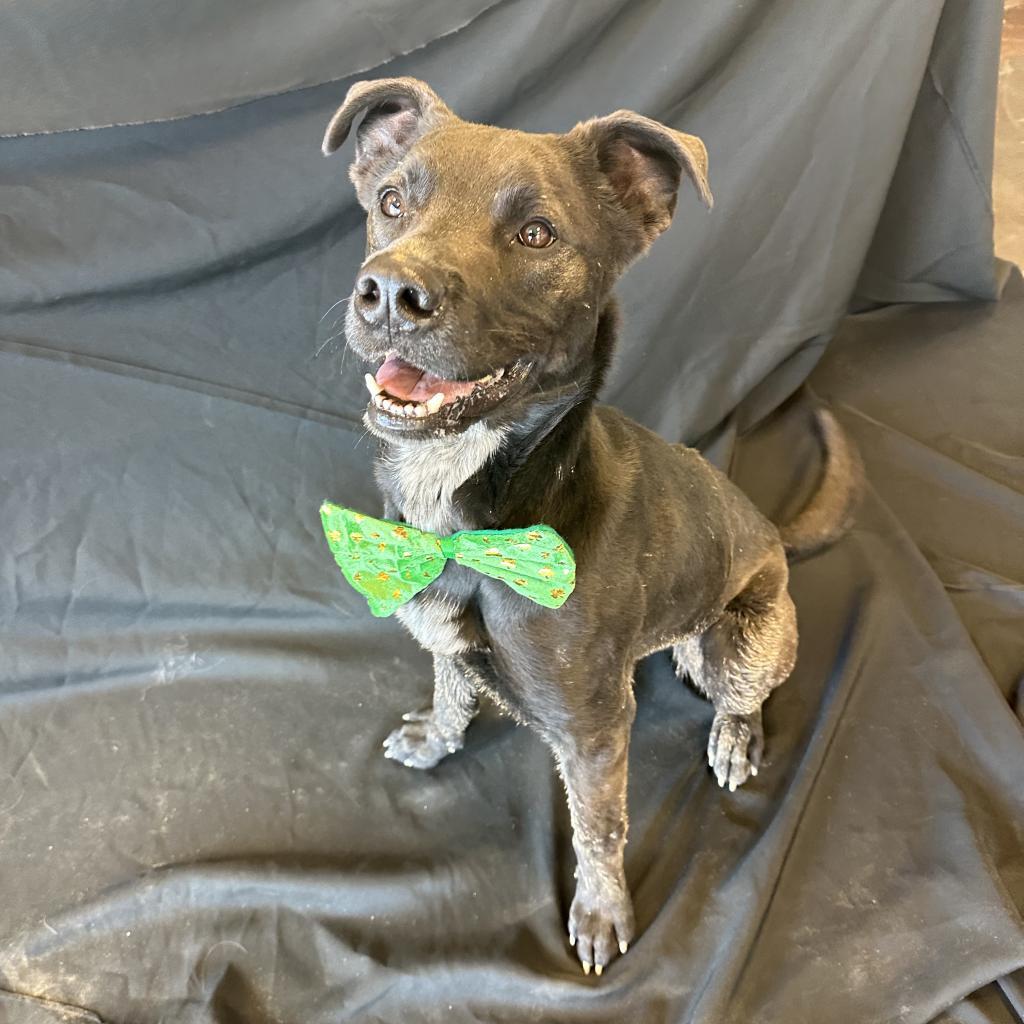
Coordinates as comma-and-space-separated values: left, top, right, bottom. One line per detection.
322, 78, 861, 975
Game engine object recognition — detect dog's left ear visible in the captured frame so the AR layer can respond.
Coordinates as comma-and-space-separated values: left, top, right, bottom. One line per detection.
571, 111, 712, 252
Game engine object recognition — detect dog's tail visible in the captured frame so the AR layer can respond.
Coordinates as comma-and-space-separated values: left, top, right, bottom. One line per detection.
779, 405, 864, 560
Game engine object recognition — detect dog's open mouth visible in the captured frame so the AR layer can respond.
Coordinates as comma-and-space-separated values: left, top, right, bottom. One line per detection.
363, 352, 527, 427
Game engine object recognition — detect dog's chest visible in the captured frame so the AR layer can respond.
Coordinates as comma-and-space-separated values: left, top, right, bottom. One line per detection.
381, 423, 505, 535
382, 424, 506, 655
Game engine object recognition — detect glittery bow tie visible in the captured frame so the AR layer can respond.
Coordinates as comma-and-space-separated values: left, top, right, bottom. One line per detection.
320, 503, 576, 618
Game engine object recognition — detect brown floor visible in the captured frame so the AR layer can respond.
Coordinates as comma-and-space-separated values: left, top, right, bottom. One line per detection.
996, 0, 1024, 266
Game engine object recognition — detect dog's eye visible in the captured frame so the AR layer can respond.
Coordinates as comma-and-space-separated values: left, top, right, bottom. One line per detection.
379, 189, 404, 218
517, 220, 556, 248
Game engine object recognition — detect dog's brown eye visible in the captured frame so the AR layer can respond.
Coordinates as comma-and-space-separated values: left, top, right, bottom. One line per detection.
517, 220, 555, 248
380, 189, 404, 218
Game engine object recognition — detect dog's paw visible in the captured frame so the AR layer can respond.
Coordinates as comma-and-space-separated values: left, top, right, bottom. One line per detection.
568, 883, 635, 976
708, 710, 764, 791
383, 708, 463, 770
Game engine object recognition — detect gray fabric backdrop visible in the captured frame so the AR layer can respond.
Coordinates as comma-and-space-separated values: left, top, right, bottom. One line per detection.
1, 1, 1021, 1022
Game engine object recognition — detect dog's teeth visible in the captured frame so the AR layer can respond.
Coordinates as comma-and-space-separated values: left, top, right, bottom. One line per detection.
413, 404, 428, 418
382, 399, 398, 412
479, 373, 493, 384
372, 394, 387, 409
364, 373, 382, 396
425, 393, 445, 414
494, 366, 505, 379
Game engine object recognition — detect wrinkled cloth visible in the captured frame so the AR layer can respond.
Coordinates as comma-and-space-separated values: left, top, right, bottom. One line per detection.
0, 0, 1021, 1021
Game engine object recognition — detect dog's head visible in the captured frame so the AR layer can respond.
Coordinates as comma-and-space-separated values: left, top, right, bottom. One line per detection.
324, 78, 711, 440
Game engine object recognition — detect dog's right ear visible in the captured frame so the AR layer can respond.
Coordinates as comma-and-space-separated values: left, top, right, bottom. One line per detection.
322, 78, 452, 191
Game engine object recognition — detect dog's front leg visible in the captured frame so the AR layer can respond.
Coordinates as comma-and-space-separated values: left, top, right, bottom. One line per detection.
555, 689, 637, 974
383, 653, 480, 769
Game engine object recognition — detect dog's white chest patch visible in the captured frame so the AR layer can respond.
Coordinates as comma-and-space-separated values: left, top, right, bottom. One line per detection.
387, 421, 506, 535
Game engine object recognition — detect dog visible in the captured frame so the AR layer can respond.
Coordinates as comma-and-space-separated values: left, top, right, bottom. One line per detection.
322, 78, 861, 975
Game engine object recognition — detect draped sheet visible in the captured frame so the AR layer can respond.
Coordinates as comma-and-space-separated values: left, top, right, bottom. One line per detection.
1, 1, 1020, 1020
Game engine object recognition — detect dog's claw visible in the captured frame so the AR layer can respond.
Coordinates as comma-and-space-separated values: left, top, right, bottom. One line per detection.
401, 710, 429, 722
569, 885, 634, 977
619, 940, 629, 954
383, 710, 464, 770
708, 710, 763, 792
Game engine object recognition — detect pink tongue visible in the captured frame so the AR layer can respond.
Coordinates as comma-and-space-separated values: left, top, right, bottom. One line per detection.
374, 354, 477, 403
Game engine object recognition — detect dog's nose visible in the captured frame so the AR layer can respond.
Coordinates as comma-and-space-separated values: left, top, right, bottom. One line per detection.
355, 256, 445, 329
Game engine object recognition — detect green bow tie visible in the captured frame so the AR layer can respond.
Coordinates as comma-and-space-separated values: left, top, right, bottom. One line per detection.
320, 502, 576, 618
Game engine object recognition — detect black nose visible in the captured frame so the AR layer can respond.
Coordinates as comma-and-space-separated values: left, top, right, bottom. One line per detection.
355, 255, 446, 330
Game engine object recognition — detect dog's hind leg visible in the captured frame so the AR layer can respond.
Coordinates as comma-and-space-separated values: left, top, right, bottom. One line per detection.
383, 652, 482, 769
674, 550, 797, 790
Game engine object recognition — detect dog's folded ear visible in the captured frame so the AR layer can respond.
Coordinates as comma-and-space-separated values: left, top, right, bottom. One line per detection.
322, 78, 452, 187
571, 111, 712, 254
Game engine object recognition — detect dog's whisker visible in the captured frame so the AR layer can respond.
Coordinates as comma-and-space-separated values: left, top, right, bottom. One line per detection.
318, 295, 351, 324
313, 325, 348, 359
312, 337, 336, 359
353, 423, 375, 450
338, 333, 355, 376
312, 337, 335, 359
323, 313, 347, 337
